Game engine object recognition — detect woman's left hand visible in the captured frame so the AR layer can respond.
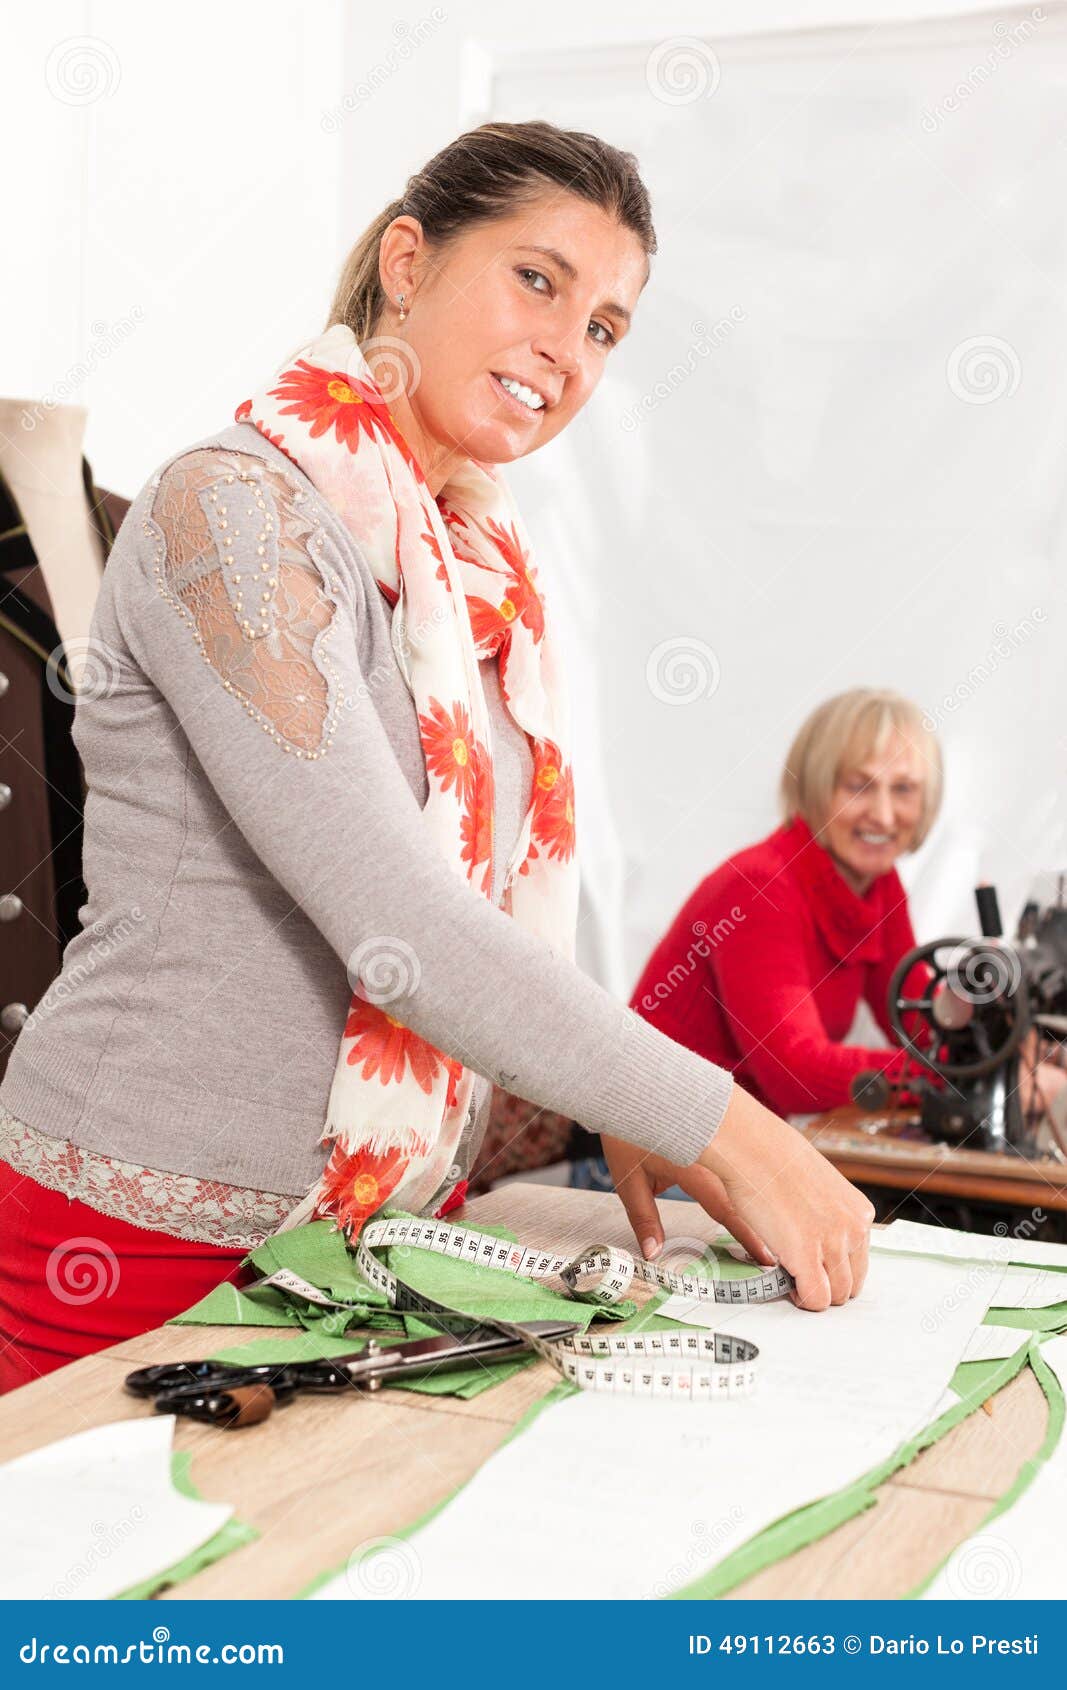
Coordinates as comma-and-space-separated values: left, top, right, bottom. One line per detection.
601, 1133, 777, 1267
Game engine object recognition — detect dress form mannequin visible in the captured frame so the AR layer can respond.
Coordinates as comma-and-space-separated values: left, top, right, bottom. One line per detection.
0, 400, 105, 674
0, 399, 128, 1074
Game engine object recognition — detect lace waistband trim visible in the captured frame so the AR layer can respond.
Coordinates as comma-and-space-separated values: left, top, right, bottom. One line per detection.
0, 1107, 298, 1248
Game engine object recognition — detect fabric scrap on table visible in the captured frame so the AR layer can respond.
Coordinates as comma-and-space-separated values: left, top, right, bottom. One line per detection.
170, 1213, 638, 1399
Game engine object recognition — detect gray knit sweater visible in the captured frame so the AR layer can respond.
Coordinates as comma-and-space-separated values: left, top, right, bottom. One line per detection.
0, 423, 733, 1245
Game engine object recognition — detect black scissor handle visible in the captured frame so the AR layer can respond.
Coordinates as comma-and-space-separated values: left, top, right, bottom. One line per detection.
153, 1381, 286, 1428
123, 1358, 292, 1398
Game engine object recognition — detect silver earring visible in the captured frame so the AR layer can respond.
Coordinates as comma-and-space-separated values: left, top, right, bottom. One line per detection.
397, 294, 407, 322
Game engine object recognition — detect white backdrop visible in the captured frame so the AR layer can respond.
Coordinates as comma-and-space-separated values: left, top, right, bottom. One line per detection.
491, 6, 1067, 989
8, 0, 1066, 1004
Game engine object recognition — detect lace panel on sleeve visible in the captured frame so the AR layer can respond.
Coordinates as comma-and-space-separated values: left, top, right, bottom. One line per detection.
146, 446, 343, 757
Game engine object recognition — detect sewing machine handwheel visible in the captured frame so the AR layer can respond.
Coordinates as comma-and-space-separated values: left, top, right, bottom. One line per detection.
887, 937, 1029, 1081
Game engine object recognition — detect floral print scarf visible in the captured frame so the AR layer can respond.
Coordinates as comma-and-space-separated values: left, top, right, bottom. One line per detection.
235, 323, 579, 1237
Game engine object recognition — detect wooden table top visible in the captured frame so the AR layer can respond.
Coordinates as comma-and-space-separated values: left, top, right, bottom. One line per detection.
0, 1184, 1049, 1600
802, 1107, 1067, 1211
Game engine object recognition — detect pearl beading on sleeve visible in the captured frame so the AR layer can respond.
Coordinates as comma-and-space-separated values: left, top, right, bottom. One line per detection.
144, 448, 346, 759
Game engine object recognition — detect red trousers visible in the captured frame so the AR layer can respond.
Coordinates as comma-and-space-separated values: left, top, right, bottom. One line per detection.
0, 1158, 252, 1395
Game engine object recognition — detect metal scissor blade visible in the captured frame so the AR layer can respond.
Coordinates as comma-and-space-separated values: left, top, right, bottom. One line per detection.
330, 1316, 581, 1391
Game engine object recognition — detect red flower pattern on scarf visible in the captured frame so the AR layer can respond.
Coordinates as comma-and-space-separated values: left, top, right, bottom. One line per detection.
316, 1142, 410, 1234
235, 326, 578, 1243
343, 998, 460, 1106
459, 741, 495, 894
454, 516, 545, 655
255, 358, 425, 479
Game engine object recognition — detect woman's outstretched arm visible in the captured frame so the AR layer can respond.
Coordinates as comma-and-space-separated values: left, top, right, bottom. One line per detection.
123, 443, 872, 1303
125, 445, 732, 1163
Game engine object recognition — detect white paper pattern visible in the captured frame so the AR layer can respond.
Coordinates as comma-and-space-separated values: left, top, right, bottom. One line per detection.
0, 1416, 233, 1600
872, 1219, 1067, 1272
994, 1267, 1067, 1311
961, 1324, 1032, 1363
314, 1250, 1004, 1600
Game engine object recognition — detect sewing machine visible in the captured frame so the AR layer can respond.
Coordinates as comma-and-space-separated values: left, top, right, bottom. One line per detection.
851, 877, 1067, 1161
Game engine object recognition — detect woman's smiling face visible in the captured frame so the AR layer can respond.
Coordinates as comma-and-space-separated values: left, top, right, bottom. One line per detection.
822, 730, 926, 892
374, 188, 649, 492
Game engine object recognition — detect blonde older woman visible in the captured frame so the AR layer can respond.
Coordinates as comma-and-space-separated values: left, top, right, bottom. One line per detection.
607, 688, 1066, 1225
0, 120, 873, 1390
629, 689, 939, 1121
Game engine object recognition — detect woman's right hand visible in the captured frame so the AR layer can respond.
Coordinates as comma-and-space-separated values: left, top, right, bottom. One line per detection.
697, 1082, 875, 1311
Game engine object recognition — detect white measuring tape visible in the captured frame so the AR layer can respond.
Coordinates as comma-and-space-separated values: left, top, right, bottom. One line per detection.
263, 1215, 795, 1405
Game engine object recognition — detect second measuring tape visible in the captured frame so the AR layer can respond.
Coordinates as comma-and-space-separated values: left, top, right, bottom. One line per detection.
260, 1214, 796, 1405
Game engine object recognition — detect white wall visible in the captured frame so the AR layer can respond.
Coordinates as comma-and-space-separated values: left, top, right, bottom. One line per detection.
8, 0, 1065, 1004
463, 6, 1067, 987
5, 2, 347, 492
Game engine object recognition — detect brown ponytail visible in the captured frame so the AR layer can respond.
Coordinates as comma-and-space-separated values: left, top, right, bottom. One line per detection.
326, 119, 657, 342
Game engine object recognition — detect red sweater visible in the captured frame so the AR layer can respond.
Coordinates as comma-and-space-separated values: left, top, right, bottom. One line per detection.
629, 816, 916, 1115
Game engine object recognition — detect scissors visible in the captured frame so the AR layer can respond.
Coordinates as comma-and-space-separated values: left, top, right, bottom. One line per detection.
123, 1317, 578, 1429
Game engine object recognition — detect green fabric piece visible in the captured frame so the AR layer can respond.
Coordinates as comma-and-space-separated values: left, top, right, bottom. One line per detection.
987, 1302, 1067, 1332
297, 1262, 1064, 1599
208, 1330, 376, 1366
670, 1345, 1036, 1599
376, 1228, 637, 1329
171, 1213, 635, 1400
171, 1280, 317, 1330
112, 1450, 258, 1599
905, 1336, 1067, 1597
246, 1219, 391, 1304
391, 1355, 536, 1399
170, 1219, 389, 1335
